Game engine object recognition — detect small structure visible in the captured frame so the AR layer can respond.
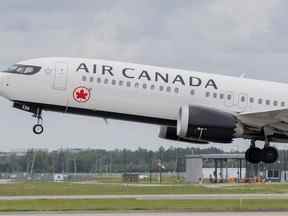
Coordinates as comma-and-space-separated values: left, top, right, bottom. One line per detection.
53, 174, 65, 182
185, 154, 245, 183
122, 173, 139, 183
184, 155, 203, 183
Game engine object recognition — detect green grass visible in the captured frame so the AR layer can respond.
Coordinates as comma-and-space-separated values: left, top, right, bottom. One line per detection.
0, 199, 287, 212
1, 182, 288, 196
0, 182, 209, 195
95, 175, 185, 184
0, 181, 288, 212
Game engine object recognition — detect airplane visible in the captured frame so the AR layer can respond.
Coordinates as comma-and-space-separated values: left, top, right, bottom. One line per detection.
0, 57, 287, 164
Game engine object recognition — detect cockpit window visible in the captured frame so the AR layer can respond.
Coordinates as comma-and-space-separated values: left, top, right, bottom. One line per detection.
24, 67, 34, 74
16, 66, 25, 73
3, 64, 41, 75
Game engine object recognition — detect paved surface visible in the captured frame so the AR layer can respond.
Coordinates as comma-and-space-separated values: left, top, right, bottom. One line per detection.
0, 212, 287, 216
1, 193, 288, 200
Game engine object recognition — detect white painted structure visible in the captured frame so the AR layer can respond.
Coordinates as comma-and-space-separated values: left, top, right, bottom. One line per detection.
53, 174, 65, 182
185, 155, 203, 183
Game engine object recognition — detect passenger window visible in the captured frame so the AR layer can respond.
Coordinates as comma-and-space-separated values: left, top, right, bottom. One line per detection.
135, 83, 139, 88
273, 101, 278, 106
190, 89, 195, 95
159, 86, 164, 91
89, 77, 94, 82
206, 92, 210, 97
126, 81, 131, 87
258, 98, 263, 104
82, 76, 87, 82
227, 94, 232, 100
104, 78, 109, 84
119, 80, 123, 86
220, 94, 224, 99
266, 100, 270, 105
213, 93, 217, 98
97, 77, 101, 83
143, 84, 147, 89
174, 88, 179, 94
167, 86, 171, 92
281, 102, 286, 107
112, 80, 116, 85
150, 85, 155, 90
241, 96, 245, 102
249, 97, 254, 103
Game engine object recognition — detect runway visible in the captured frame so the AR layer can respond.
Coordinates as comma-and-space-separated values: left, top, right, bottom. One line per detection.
0, 193, 288, 200
0, 212, 287, 216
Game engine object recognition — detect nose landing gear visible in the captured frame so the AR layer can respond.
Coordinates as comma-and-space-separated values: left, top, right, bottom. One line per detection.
33, 124, 44, 135
12, 102, 45, 135
245, 139, 278, 164
32, 108, 44, 135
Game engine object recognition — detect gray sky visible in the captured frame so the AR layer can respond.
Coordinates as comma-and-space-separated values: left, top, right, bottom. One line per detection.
0, 0, 287, 151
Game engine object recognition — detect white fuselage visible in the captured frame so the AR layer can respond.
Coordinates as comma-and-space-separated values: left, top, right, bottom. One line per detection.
0, 57, 287, 125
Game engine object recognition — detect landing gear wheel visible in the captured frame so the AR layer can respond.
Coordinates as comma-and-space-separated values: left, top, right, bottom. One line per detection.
33, 124, 44, 135
262, 146, 278, 164
32, 107, 44, 135
245, 147, 262, 164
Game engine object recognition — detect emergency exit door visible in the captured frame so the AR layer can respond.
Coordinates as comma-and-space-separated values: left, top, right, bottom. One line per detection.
53, 62, 68, 90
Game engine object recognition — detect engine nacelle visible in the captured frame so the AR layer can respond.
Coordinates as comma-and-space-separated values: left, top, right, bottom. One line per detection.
158, 126, 209, 144
159, 126, 179, 140
177, 105, 243, 143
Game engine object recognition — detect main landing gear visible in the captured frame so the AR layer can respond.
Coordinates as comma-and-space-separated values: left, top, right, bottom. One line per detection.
32, 108, 44, 135
245, 139, 278, 164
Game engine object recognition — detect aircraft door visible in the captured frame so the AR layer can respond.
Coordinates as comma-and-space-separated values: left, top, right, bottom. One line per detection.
53, 62, 68, 90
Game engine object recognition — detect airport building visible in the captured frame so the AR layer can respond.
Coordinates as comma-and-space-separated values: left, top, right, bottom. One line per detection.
184, 154, 245, 183
184, 151, 288, 183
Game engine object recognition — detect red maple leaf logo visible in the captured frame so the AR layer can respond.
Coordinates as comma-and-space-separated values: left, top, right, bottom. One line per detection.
73, 87, 90, 103
76, 89, 88, 100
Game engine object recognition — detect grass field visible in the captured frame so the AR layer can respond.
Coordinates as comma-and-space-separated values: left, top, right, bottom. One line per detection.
1, 181, 288, 195
0, 198, 287, 212
96, 175, 185, 184
0, 181, 288, 212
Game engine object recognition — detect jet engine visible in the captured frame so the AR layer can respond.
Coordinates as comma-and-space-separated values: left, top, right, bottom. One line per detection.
177, 105, 244, 143
158, 126, 209, 144
159, 126, 179, 140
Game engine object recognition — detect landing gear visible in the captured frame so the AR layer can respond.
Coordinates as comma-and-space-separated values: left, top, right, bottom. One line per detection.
245, 145, 262, 164
12, 102, 45, 135
262, 146, 278, 164
33, 124, 44, 135
32, 108, 44, 135
245, 139, 278, 164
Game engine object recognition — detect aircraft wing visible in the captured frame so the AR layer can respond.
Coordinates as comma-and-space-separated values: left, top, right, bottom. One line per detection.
238, 109, 288, 135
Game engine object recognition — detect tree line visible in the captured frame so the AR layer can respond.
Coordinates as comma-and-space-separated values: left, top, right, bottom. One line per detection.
0, 146, 224, 174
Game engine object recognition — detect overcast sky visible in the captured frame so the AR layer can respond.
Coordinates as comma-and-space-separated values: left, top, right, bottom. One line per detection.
0, 0, 287, 152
